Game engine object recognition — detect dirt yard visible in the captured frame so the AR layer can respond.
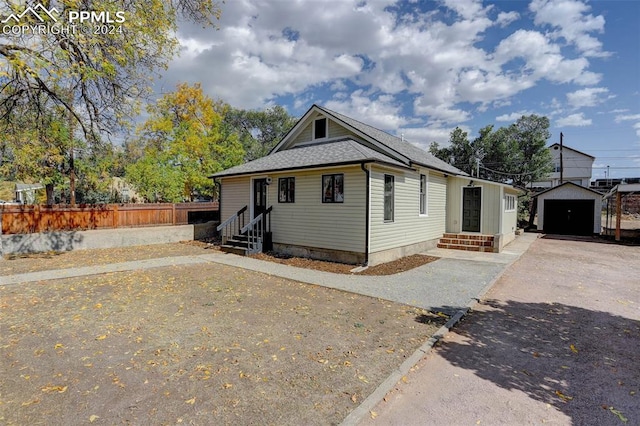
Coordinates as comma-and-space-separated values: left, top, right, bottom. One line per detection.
0, 245, 445, 425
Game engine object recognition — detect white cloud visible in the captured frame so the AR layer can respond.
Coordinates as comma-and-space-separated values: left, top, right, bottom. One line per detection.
529, 0, 609, 57
615, 114, 640, 122
496, 11, 519, 27
160, 0, 609, 131
324, 91, 407, 131
566, 87, 612, 108
556, 113, 592, 127
495, 111, 535, 122
493, 29, 601, 85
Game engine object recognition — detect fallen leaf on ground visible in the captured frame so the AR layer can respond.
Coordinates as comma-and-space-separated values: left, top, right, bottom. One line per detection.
89, 415, 99, 422
42, 385, 67, 393
185, 397, 196, 405
608, 407, 628, 423
570, 344, 578, 353
370, 411, 378, 419
555, 390, 573, 402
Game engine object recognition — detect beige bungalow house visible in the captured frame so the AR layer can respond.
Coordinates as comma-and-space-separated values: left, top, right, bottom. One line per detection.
211, 105, 521, 265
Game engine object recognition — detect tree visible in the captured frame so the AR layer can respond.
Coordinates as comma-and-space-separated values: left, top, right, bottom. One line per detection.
0, 105, 72, 204
497, 115, 553, 188
430, 116, 552, 188
0, 0, 222, 140
125, 83, 244, 202
224, 106, 297, 161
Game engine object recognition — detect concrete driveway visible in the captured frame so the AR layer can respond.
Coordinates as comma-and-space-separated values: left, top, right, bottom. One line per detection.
359, 236, 640, 425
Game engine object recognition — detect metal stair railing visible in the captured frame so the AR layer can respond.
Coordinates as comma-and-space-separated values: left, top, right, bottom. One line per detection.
239, 206, 273, 255
216, 205, 247, 244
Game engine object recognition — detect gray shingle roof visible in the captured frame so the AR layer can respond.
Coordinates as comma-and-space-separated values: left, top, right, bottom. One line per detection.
212, 104, 467, 178
317, 106, 466, 176
210, 139, 407, 178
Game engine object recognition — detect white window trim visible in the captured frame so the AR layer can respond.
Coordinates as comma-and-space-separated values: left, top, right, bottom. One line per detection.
505, 194, 516, 212
419, 172, 429, 216
313, 117, 328, 140
384, 174, 395, 223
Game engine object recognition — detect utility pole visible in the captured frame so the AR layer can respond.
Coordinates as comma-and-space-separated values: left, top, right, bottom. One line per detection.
559, 132, 564, 185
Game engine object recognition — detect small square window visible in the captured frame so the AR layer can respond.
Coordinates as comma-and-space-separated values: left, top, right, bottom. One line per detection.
322, 174, 344, 203
314, 117, 327, 139
278, 177, 295, 203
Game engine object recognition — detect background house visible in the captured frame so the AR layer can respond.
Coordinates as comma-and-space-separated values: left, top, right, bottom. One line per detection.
530, 143, 594, 189
15, 183, 44, 204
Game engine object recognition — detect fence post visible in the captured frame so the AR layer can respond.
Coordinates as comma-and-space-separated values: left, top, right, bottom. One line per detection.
113, 204, 119, 229
34, 205, 41, 233
172, 203, 176, 226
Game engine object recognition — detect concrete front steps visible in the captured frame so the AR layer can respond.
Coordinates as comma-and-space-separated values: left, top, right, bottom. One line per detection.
437, 233, 497, 253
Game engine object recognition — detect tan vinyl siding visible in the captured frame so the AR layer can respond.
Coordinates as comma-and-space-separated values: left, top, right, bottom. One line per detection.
481, 183, 501, 235
289, 117, 359, 147
369, 166, 446, 253
328, 120, 354, 139
502, 188, 519, 235
291, 123, 313, 146
446, 176, 515, 235
268, 166, 366, 253
220, 176, 250, 220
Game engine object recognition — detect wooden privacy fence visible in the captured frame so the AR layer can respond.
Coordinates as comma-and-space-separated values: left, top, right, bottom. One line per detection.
0, 202, 219, 235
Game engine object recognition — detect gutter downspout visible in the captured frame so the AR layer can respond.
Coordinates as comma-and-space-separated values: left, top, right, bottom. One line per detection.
361, 162, 370, 266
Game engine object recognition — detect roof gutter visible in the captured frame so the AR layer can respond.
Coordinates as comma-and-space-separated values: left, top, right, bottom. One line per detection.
209, 158, 413, 180
361, 162, 370, 266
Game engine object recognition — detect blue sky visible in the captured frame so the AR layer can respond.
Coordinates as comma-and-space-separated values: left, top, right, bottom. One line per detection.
161, 0, 640, 181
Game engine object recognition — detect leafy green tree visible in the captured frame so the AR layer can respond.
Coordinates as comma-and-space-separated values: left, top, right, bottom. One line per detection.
497, 115, 553, 187
430, 116, 552, 188
224, 106, 297, 161
0, 106, 72, 204
125, 83, 244, 201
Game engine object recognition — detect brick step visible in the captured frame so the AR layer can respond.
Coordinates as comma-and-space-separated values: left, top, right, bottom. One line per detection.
442, 233, 494, 242
439, 238, 493, 247
437, 243, 496, 253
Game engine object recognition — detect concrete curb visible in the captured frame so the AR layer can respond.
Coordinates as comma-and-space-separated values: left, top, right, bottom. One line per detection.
340, 233, 538, 426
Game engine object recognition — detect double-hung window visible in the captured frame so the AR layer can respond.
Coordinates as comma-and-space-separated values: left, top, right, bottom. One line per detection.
419, 173, 428, 215
278, 177, 295, 203
384, 174, 394, 222
322, 174, 344, 203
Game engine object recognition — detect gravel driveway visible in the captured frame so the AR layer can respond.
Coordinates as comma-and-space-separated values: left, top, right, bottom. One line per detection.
362, 235, 640, 425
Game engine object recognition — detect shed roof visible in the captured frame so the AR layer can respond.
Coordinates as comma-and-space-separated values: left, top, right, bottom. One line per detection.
603, 183, 640, 199
533, 181, 603, 198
